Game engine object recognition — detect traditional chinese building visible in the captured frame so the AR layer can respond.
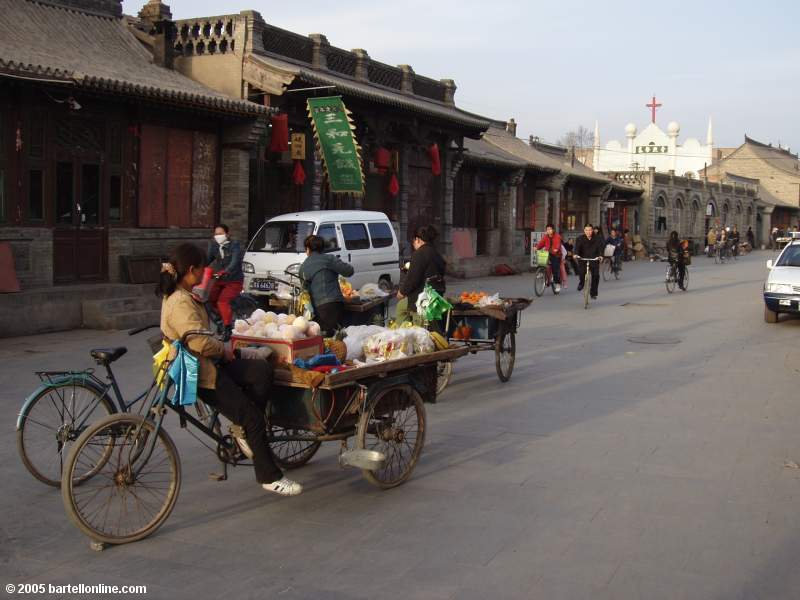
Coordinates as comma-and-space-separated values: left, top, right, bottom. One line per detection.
0, 0, 267, 335
702, 136, 800, 245
168, 9, 489, 259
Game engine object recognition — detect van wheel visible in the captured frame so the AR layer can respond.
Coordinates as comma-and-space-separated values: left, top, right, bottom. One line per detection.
764, 305, 779, 323
378, 277, 393, 293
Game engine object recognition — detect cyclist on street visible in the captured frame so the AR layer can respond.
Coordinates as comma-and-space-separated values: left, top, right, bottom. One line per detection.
605, 228, 624, 274
667, 231, 688, 290
536, 224, 563, 293
730, 225, 741, 257
574, 223, 604, 300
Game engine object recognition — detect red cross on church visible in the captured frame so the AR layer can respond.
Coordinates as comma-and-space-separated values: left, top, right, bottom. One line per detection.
646, 95, 662, 124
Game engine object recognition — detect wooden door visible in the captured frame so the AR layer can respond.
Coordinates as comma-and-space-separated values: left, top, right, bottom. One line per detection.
53, 160, 107, 283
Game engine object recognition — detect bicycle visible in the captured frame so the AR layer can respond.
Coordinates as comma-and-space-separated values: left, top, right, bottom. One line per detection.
665, 261, 690, 293
601, 254, 622, 282
714, 241, 730, 264
533, 264, 560, 297
575, 257, 602, 310
15, 325, 217, 488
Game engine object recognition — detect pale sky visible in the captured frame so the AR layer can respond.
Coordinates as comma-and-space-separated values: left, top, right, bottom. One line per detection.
124, 0, 800, 152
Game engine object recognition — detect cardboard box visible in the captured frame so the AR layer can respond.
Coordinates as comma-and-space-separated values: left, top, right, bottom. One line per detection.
231, 335, 324, 365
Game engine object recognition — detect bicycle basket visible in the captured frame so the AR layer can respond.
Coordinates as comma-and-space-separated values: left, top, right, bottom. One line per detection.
535, 249, 550, 267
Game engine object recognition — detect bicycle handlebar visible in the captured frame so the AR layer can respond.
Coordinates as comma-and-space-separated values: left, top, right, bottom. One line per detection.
574, 256, 603, 261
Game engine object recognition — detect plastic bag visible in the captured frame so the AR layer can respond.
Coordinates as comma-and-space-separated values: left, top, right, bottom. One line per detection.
359, 283, 389, 298
477, 293, 502, 307
415, 284, 452, 322
167, 342, 198, 406
604, 244, 616, 257
342, 325, 385, 360
396, 326, 434, 355
363, 330, 411, 361
152, 339, 171, 389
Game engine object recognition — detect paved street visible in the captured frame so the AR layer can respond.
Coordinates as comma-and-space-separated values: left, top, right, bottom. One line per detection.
2, 251, 800, 600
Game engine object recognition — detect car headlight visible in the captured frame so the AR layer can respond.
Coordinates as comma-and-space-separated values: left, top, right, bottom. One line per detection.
242, 261, 255, 274
766, 283, 793, 293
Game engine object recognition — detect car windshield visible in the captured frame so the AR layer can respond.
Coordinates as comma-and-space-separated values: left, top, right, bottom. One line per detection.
248, 221, 315, 253
776, 244, 800, 267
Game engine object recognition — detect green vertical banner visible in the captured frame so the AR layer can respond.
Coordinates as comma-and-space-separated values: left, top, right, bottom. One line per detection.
307, 96, 365, 195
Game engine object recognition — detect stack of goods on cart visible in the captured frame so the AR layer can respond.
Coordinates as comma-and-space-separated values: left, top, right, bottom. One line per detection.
339, 277, 390, 302
339, 276, 359, 301
454, 290, 503, 308
231, 309, 325, 365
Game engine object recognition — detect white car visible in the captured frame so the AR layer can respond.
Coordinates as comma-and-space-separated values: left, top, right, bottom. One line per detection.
242, 210, 401, 299
763, 233, 800, 323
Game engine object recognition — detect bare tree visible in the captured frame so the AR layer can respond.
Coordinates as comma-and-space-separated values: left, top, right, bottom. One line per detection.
556, 125, 595, 149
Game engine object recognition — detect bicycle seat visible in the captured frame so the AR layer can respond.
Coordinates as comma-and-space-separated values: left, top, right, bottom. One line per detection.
90, 347, 128, 364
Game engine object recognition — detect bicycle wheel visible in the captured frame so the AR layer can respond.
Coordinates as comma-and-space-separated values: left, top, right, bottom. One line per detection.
665, 267, 676, 294
436, 361, 453, 395
61, 413, 180, 546
584, 272, 591, 309
714, 249, 721, 265
266, 423, 321, 470
17, 381, 115, 487
533, 268, 546, 297
495, 330, 516, 382
357, 384, 425, 489
614, 262, 621, 280
683, 268, 690, 291
601, 258, 612, 282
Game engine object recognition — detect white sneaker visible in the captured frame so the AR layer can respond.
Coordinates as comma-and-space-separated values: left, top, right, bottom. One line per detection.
554, 284, 561, 293
262, 477, 303, 496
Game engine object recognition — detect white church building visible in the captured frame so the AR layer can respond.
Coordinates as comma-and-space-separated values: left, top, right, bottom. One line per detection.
592, 98, 713, 177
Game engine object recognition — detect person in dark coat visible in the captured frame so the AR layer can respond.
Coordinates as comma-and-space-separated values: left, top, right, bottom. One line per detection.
667, 230, 688, 290
397, 225, 446, 322
299, 235, 354, 336
573, 223, 605, 299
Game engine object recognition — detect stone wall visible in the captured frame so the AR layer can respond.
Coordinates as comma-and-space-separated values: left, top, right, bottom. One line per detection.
0, 228, 53, 289
220, 147, 251, 244
109, 228, 211, 283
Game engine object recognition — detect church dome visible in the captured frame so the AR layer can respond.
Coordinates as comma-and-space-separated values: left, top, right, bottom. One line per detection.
625, 123, 637, 137
667, 121, 680, 135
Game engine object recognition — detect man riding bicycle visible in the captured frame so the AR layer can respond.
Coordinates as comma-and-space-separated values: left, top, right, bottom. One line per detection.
667, 231, 688, 290
535, 224, 563, 293
574, 223, 604, 300
605, 228, 624, 274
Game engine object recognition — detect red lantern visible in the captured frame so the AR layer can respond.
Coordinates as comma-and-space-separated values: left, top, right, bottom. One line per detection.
269, 113, 289, 153
388, 173, 399, 197
428, 143, 441, 176
292, 159, 306, 186
374, 147, 391, 173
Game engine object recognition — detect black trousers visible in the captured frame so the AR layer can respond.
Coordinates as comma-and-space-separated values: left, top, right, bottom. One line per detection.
676, 262, 686, 287
578, 261, 600, 297
198, 359, 282, 484
549, 255, 562, 284
315, 301, 344, 337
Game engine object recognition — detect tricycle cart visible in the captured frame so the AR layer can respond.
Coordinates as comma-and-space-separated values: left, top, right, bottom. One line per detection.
59, 331, 468, 549
437, 297, 532, 393
340, 294, 392, 327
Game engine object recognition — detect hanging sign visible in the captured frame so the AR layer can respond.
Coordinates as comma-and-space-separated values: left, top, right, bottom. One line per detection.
307, 96, 364, 195
290, 133, 306, 160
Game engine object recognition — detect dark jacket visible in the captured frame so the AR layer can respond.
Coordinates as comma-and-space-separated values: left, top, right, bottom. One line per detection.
574, 234, 605, 259
208, 240, 244, 282
299, 252, 354, 307
668, 238, 690, 264
399, 243, 446, 307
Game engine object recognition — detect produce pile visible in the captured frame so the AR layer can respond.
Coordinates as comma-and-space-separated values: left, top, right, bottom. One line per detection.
338, 277, 390, 300
233, 309, 321, 341
332, 323, 451, 366
339, 276, 358, 299
457, 290, 502, 307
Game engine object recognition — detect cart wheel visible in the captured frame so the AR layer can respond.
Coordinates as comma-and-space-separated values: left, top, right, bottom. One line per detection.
533, 269, 546, 297
495, 331, 516, 382
357, 385, 425, 489
436, 362, 453, 395
61, 414, 180, 546
266, 424, 321, 470
602, 259, 612, 282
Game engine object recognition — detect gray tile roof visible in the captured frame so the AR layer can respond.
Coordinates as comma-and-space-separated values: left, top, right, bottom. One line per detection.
248, 52, 489, 132
461, 136, 527, 169
0, 0, 266, 117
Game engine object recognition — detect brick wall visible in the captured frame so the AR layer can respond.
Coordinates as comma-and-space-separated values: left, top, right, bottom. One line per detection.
220, 147, 250, 243
0, 228, 53, 288
109, 228, 211, 282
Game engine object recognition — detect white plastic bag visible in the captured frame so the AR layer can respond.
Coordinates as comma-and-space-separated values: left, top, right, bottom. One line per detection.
477, 293, 502, 307
604, 244, 616, 257
363, 330, 411, 361
342, 325, 386, 360
359, 283, 389, 298
396, 326, 434, 355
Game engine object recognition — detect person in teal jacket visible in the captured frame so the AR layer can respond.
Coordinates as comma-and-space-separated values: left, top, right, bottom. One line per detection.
299, 235, 354, 335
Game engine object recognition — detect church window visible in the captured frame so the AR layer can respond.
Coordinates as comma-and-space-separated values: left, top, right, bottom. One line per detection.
721, 202, 729, 226
654, 196, 667, 233
690, 199, 700, 235
673, 198, 684, 233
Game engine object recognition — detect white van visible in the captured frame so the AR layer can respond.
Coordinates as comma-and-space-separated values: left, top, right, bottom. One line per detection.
242, 210, 401, 298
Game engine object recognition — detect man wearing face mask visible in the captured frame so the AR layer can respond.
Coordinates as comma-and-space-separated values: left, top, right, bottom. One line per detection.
207, 224, 244, 339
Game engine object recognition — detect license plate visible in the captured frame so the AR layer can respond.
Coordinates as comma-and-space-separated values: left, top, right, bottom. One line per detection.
780, 299, 791, 306
251, 279, 277, 292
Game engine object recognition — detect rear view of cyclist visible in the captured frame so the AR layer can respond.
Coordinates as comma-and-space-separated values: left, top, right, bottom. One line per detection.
605, 228, 624, 274
535, 224, 563, 293
574, 223, 604, 299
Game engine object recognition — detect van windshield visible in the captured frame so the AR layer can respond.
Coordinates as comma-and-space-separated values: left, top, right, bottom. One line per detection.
248, 221, 315, 253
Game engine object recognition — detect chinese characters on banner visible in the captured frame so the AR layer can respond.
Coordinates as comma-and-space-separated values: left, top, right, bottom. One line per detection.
307, 96, 365, 195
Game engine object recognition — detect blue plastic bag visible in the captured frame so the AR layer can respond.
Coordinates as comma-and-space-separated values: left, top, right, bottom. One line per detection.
167, 341, 198, 406
293, 352, 340, 370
